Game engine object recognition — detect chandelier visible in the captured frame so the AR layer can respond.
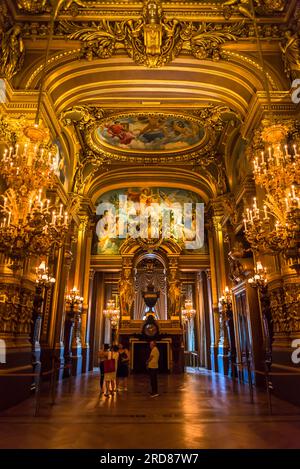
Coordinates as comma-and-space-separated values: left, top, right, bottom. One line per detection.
181, 298, 196, 322
0, 136, 69, 270
244, 127, 300, 273
242, 0, 300, 274
103, 299, 120, 327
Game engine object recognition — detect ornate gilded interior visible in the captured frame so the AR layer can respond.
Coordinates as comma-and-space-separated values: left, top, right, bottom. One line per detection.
0, 0, 300, 412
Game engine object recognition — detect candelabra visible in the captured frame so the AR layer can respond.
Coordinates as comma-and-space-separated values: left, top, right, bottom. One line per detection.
248, 261, 273, 412
0, 138, 70, 270
103, 298, 120, 344
103, 299, 120, 327
245, 127, 300, 273
64, 287, 84, 377
31, 260, 56, 390
36, 260, 56, 288
219, 286, 237, 380
181, 298, 196, 323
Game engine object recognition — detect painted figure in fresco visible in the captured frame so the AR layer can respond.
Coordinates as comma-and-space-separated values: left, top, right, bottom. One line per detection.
119, 269, 135, 317
280, 30, 300, 81
139, 116, 167, 143
0, 25, 25, 79
106, 121, 135, 145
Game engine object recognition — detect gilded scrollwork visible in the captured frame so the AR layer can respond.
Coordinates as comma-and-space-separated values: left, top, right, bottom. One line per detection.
61, 3, 245, 69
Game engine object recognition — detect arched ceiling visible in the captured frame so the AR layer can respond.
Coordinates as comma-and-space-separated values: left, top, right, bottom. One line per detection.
20, 55, 283, 118
3, 0, 297, 201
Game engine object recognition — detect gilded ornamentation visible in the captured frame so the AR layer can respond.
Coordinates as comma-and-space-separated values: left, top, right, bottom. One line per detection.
168, 269, 181, 317
0, 284, 34, 335
189, 22, 244, 61
62, 105, 238, 163
280, 30, 300, 81
61, 6, 244, 68
71, 150, 106, 195
0, 25, 25, 79
270, 285, 300, 333
17, 0, 49, 13
222, 0, 286, 20
119, 268, 134, 317
17, 0, 86, 16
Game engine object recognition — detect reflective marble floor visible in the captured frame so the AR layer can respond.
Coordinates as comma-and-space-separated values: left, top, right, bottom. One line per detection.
0, 368, 300, 449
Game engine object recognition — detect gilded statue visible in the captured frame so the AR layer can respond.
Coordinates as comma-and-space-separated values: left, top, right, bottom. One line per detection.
280, 30, 300, 81
0, 25, 25, 79
119, 269, 135, 317
222, 0, 285, 19
17, 0, 86, 16
168, 270, 181, 317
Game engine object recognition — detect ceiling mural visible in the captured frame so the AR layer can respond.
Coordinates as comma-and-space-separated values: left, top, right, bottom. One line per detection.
92, 187, 207, 256
96, 115, 205, 153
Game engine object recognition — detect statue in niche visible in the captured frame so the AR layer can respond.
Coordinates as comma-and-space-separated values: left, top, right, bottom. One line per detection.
280, 30, 300, 81
119, 269, 134, 317
168, 270, 181, 317
0, 25, 25, 79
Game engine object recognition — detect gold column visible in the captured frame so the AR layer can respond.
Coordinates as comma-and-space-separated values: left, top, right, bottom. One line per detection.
69, 213, 93, 375
207, 226, 220, 371
209, 203, 230, 374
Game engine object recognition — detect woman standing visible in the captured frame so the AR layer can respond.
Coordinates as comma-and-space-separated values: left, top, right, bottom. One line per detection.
104, 345, 119, 397
117, 344, 130, 391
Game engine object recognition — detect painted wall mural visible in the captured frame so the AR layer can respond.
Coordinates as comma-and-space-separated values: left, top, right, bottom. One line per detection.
96, 115, 205, 153
92, 187, 207, 255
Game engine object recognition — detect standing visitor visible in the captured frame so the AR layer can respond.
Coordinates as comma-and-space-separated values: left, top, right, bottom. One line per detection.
147, 340, 160, 397
104, 344, 119, 397
117, 343, 130, 391
98, 344, 109, 394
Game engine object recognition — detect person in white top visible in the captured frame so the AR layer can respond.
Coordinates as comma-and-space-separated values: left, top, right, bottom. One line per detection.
147, 340, 160, 397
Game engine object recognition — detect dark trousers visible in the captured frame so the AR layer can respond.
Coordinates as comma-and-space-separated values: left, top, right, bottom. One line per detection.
149, 368, 158, 394
100, 362, 104, 389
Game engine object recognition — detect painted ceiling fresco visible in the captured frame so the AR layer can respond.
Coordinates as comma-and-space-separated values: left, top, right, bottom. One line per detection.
96, 115, 205, 153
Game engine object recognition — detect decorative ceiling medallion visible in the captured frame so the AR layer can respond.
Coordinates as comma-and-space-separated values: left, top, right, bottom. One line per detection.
86, 112, 211, 162
94, 114, 206, 155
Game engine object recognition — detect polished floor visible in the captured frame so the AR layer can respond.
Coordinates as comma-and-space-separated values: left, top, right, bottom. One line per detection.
0, 368, 300, 449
